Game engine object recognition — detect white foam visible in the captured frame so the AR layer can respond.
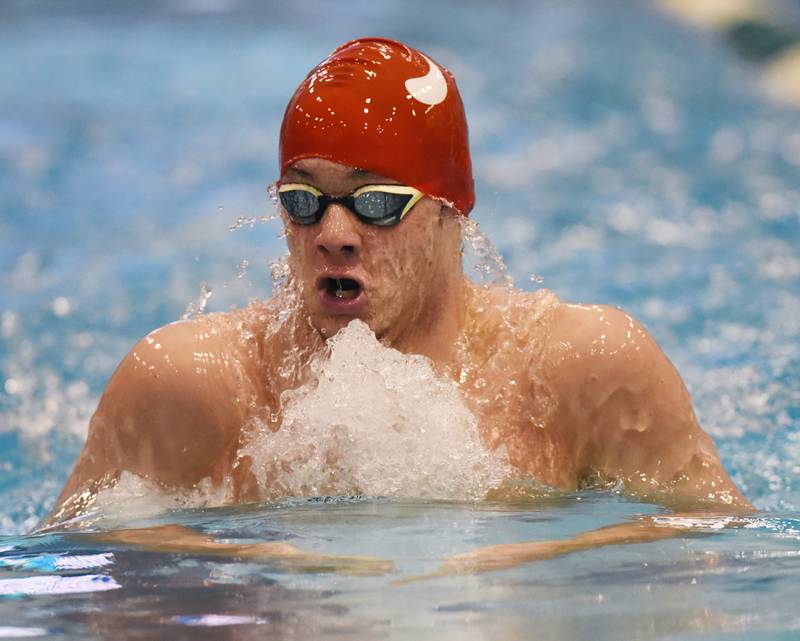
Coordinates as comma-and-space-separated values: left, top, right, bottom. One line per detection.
87, 472, 233, 525
238, 320, 511, 500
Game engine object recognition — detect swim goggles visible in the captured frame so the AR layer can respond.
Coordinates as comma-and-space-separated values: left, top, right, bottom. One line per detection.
278, 183, 424, 227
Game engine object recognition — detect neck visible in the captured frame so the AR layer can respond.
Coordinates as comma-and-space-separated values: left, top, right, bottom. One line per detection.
387, 269, 470, 366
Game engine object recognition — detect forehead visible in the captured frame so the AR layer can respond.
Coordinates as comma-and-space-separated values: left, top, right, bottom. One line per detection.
283, 158, 400, 187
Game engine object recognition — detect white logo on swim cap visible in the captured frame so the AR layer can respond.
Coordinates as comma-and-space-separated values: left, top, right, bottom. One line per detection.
405, 54, 448, 106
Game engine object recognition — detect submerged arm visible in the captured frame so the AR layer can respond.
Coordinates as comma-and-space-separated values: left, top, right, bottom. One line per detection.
81, 524, 393, 576
424, 509, 753, 578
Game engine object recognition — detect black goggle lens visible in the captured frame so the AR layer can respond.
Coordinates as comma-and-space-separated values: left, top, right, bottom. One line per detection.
279, 189, 321, 225
279, 189, 415, 227
354, 191, 412, 226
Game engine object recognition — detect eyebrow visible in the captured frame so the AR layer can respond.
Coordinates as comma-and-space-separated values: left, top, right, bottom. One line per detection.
284, 166, 313, 180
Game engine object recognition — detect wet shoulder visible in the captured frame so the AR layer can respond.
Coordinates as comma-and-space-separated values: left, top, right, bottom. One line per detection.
466, 284, 560, 341
123, 304, 273, 400
541, 301, 667, 402
546, 302, 653, 360
82, 305, 275, 489
507, 287, 561, 330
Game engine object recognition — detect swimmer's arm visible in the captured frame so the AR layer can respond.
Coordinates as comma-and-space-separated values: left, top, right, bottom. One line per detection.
418, 510, 752, 578
47, 319, 252, 525
551, 304, 750, 509
80, 524, 393, 576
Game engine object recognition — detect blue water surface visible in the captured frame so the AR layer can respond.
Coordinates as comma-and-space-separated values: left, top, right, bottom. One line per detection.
1, 0, 799, 639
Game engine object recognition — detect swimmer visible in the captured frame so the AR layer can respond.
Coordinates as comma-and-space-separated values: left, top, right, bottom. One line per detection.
46, 38, 752, 571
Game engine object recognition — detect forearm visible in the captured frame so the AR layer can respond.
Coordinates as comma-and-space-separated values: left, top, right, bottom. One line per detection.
429, 510, 754, 577
438, 519, 684, 575
78, 524, 394, 576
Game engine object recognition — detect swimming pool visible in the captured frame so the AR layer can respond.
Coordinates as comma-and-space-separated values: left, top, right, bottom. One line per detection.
1, 0, 799, 638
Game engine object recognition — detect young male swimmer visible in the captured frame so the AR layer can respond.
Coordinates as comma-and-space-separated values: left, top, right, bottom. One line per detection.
47, 38, 752, 573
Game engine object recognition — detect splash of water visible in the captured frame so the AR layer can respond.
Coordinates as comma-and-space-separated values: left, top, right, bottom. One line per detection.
235, 258, 249, 279
227, 215, 275, 232
238, 319, 511, 500
47, 472, 234, 531
181, 281, 212, 319
227, 187, 279, 233
95, 473, 232, 523
459, 217, 514, 288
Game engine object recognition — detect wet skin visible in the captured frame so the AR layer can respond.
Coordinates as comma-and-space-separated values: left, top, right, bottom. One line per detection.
47, 158, 752, 570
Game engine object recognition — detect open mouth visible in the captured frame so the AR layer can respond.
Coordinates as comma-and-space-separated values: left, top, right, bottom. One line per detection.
321, 276, 362, 301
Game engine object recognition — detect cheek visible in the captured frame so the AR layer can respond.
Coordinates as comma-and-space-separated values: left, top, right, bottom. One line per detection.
400, 219, 439, 270
368, 220, 440, 293
284, 228, 312, 272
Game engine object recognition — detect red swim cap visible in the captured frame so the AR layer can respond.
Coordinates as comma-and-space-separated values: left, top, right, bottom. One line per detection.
280, 38, 474, 216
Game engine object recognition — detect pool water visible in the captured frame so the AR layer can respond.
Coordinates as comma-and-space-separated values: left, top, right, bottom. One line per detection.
1, 0, 799, 639
1, 497, 800, 640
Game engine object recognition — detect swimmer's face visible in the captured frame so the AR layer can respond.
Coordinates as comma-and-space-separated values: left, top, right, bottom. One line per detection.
281, 158, 462, 343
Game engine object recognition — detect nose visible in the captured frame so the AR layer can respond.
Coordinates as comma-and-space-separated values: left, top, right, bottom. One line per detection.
314, 204, 362, 261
